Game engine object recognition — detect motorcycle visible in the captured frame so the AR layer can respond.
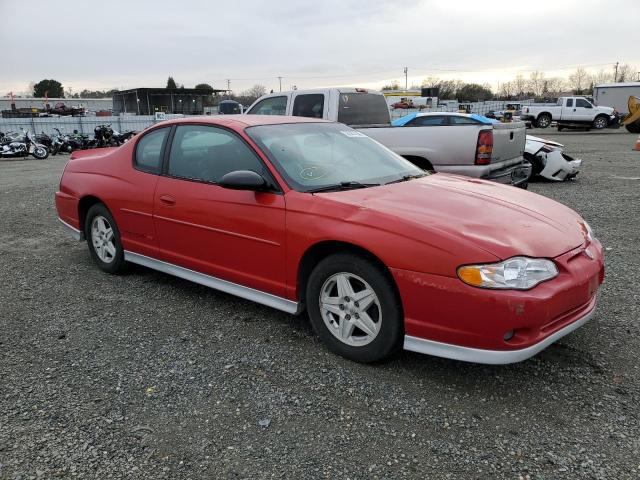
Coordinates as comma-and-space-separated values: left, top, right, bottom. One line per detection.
0, 130, 49, 160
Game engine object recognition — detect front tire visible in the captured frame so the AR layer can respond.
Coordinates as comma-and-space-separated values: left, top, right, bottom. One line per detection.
32, 146, 49, 159
593, 116, 608, 130
84, 203, 126, 274
306, 253, 403, 363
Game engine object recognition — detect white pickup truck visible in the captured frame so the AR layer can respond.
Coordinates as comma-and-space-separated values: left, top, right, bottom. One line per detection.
520, 96, 615, 130
246, 88, 530, 187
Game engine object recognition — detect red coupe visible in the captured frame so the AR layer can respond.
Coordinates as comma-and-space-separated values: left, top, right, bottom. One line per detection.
55, 116, 604, 364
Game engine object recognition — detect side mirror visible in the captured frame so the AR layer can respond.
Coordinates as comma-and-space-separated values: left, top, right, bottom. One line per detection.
219, 170, 268, 191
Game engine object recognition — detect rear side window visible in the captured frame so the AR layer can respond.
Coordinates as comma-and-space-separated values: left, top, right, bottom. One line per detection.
566, 98, 573, 107
337, 93, 390, 126
409, 115, 446, 126
134, 127, 169, 174
292, 94, 324, 118
247, 96, 287, 115
168, 125, 267, 183
448, 116, 481, 125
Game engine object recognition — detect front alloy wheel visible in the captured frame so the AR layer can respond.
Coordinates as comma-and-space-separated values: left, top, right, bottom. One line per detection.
320, 272, 382, 347
593, 116, 608, 130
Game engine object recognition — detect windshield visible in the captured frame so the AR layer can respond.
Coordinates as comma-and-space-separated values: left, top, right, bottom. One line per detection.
246, 122, 424, 192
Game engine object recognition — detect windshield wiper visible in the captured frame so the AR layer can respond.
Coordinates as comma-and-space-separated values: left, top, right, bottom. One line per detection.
385, 173, 428, 185
307, 181, 380, 193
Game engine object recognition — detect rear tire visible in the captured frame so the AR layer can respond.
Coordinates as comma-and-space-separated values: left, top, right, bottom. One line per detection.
84, 203, 127, 274
536, 114, 552, 128
306, 253, 403, 363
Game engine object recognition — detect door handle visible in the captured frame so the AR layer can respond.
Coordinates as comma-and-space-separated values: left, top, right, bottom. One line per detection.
159, 194, 176, 205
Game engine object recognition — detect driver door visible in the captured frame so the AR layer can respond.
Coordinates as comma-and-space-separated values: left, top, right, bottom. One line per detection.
153, 124, 287, 297
573, 98, 594, 122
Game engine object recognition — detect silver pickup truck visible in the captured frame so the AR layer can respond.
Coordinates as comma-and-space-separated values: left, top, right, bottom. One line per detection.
246, 88, 530, 187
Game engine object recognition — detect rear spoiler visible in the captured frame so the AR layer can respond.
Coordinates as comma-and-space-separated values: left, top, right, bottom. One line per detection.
69, 147, 118, 160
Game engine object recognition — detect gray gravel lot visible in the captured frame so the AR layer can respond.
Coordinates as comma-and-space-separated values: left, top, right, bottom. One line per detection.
1, 129, 639, 479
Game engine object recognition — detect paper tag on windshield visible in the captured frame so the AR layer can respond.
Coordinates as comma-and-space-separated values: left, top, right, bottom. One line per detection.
340, 130, 367, 138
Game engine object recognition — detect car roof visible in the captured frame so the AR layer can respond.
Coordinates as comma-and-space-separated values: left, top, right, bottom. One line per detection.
155, 115, 329, 129
414, 112, 469, 117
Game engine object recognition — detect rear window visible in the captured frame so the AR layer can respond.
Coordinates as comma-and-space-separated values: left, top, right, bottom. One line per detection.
448, 116, 481, 125
337, 93, 390, 126
408, 115, 446, 126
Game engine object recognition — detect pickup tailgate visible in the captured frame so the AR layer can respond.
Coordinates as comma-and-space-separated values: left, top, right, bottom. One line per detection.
491, 122, 525, 162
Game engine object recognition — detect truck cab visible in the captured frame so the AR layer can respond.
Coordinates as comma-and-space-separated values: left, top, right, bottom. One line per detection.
245, 88, 391, 126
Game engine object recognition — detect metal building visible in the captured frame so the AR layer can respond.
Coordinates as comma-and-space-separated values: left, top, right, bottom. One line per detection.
593, 82, 640, 114
112, 88, 224, 115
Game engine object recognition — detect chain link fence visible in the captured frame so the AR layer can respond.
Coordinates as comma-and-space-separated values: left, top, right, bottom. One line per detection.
0, 115, 176, 137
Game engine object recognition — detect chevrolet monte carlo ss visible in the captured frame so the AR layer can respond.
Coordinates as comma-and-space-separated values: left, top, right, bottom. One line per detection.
55, 116, 604, 364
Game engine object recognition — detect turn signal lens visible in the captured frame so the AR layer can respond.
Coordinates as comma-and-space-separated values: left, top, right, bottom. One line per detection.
457, 257, 558, 290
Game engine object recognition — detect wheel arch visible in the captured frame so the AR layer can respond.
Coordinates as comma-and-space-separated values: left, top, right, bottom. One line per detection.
296, 240, 402, 313
536, 112, 552, 120
594, 113, 610, 125
78, 195, 106, 233
401, 155, 434, 171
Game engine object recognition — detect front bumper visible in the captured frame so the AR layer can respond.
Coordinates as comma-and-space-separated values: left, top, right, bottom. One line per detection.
393, 240, 604, 364
404, 302, 595, 364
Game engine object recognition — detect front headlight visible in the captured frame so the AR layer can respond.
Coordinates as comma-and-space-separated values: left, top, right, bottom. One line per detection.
583, 221, 594, 242
457, 257, 558, 290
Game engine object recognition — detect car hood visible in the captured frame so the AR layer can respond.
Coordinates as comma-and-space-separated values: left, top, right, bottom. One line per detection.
318, 174, 586, 259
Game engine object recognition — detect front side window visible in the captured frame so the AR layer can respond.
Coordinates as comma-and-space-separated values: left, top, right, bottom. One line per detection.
134, 127, 169, 173
576, 98, 592, 108
292, 94, 324, 118
247, 96, 287, 115
168, 125, 267, 183
247, 123, 424, 192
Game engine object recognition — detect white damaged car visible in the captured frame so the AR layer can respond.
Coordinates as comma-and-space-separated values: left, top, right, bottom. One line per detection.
525, 135, 582, 181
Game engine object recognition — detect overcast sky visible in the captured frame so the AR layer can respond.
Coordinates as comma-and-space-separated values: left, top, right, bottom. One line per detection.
1, 0, 638, 95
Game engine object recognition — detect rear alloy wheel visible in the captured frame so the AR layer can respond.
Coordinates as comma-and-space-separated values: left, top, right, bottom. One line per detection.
593, 116, 608, 130
85, 203, 126, 274
306, 253, 403, 362
536, 114, 552, 128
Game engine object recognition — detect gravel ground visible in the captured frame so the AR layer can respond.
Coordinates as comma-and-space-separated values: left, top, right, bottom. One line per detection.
1, 129, 639, 480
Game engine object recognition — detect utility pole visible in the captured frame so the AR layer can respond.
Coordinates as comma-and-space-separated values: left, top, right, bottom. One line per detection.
403, 67, 408, 92
226, 79, 231, 99
277, 76, 283, 92
614, 62, 619, 82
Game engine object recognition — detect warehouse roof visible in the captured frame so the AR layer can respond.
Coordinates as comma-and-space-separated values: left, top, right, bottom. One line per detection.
594, 82, 640, 88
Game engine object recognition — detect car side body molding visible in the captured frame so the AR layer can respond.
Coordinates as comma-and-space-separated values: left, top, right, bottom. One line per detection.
123, 251, 300, 314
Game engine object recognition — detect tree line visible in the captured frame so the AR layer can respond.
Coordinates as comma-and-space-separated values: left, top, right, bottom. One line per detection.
11, 65, 638, 103
383, 64, 638, 101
